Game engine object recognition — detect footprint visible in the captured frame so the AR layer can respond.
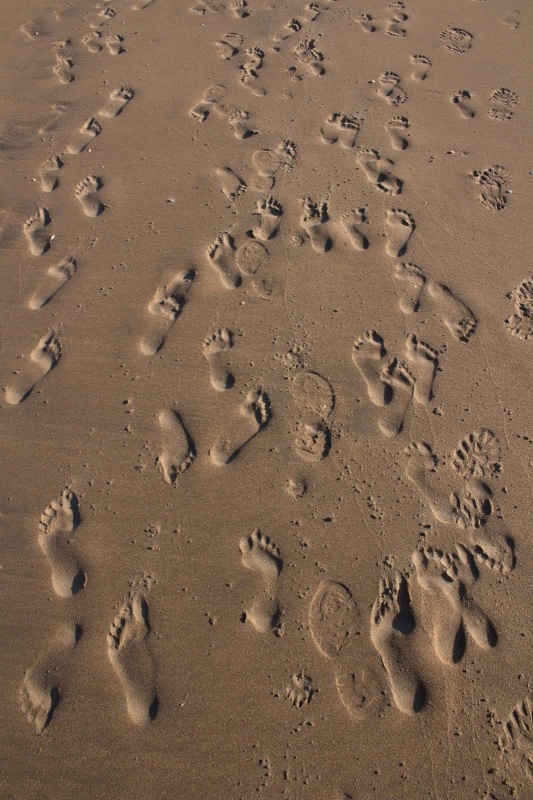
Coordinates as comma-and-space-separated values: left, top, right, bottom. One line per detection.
215, 32, 242, 60
386, 1, 407, 37
75, 176, 104, 217
294, 421, 331, 461
5, 329, 61, 404
290, 370, 335, 419
286, 672, 314, 708
472, 165, 510, 212
405, 334, 437, 404
228, 109, 255, 140
140, 269, 195, 356
23, 208, 51, 256
39, 155, 62, 192
20, 623, 80, 735
236, 241, 269, 275
352, 330, 390, 407
500, 693, 533, 779
355, 13, 376, 33
506, 276, 533, 340
210, 388, 272, 465
29, 256, 76, 310
231, 0, 250, 18
252, 139, 297, 181
252, 196, 282, 241
355, 149, 402, 195
385, 116, 409, 151
377, 72, 407, 107
157, 409, 195, 484
393, 262, 425, 313
379, 360, 414, 437
273, 18, 301, 42
38, 489, 85, 597
189, 84, 226, 122
99, 86, 134, 118
341, 209, 369, 251
294, 38, 325, 76
206, 232, 241, 289
300, 198, 332, 252
82, 31, 102, 52
439, 27, 473, 54
106, 34, 125, 55
335, 668, 390, 722
499, 9, 520, 29
384, 208, 414, 257
67, 117, 102, 155
491, 90, 518, 110
53, 55, 74, 84
410, 54, 430, 81
107, 588, 158, 725
216, 166, 246, 201
451, 91, 475, 118
303, 3, 321, 22
320, 113, 362, 148
309, 580, 361, 660
370, 571, 425, 715
488, 107, 513, 122
426, 279, 476, 342
239, 530, 282, 634
202, 328, 234, 390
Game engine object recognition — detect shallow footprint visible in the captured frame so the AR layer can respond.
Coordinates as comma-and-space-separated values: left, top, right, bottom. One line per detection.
239, 529, 282, 633
202, 327, 234, 390
39, 155, 62, 192
99, 86, 134, 118
107, 589, 158, 725
427, 280, 476, 342
385, 117, 409, 151
451, 91, 475, 119
206, 232, 241, 289
67, 117, 102, 155
210, 388, 271, 465
356, 148, 402, 195
5, 329, 61, 404
379, 360, 414, 437
23, 208, 51, 256
393, 262, 425, 313
405, 334, 437, 404
252, 196, 282, 241
335, 668, 389, 722
341, 209, 369, 251
140, 269, 195, 356
216, 166, 246, 201
410, 55, 431, 81
38, 489, 85, 597
352, 330, 390, 407
157, 408, 195, 484
384, 208, 415, 257
29, 256, 76, 310
294, 421, 331, 461
300, 198, 331, 252
75, 175, 104, 217
309, 580, 361, 660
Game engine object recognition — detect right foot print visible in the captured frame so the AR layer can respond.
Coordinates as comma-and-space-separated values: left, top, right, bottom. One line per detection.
23, 208, 51, 256
99, 86, 134, 118
385, 116, 409, 151
370, 571, 425, 715
206, 232, 241, 289
140, 270, 195, 355
426, 279, 476, 342
451, 91, 475, 118
393, 262, 425, 313
384, 208, 415, 257
38, 489, 85, 597
29, 256, 76, 310
239, 529, 282, 633
202, 327, 234, 390
216, 166, 246, 201
5, 329, 61, 404
67, 117, 102, 155
341, 209, 369, 251
53, 55, 74, 84
300, 198, 332, 252
157, 409, 195, 485
75, 176, 104, 217
106, 33, 125, 55
410, 54, 431, 81
252, 196, 282, 241
251, 139, 297, 179
210, 388, 272, 465
294, 38, 325, 76
82, 31, 102, 52
39, 155, 62, 192
107, 587, 158, 725
352, 330, 390, 407
379, 360, 414, 437
320, 113, 362, 148
355, 13, 376, 33
355, 148, 402, 195
405, 334, 438, 404
377, 72, 407, 106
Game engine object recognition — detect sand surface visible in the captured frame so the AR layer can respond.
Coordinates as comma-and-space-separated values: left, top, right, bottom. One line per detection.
1, 0, 532, 797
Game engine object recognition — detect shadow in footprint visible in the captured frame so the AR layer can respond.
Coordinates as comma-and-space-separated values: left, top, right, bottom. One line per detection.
392, 575, 415, 635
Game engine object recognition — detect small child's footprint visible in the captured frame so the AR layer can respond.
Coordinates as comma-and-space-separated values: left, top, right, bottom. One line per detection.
157, 408, 196, 485
203, 328, 234, 391
240, 529, 282, 634
38, 489, 85, 597
75, 176, 104, 217
140, 269, 195, 356
210, 388, 272, 465
5, 329, 61, 404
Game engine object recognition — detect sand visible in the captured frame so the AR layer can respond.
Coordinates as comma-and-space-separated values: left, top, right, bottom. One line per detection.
0, 0, 532, 797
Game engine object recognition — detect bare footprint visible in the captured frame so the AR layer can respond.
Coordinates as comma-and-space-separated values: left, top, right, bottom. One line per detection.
67, 117, 102, 155
106, 34, 125, 55
410, 55, 431, 81
157, 408, 195, 484
82, 31, 102, 52
300, 198, 331, 252
252, 196, 282, 241
189, 84, 226, 122
38, 489, 85, 597
405, 334, 438, 404
53, 55, 74, 84
75, 176, 104, 217
384, 208, 415, 257
295, 38, 325, 76
210, 388, 272, 465
99, 86, 134, 118
370, 571, 425, 715
216, 166, 246, 201
5, 329, 61, 404
451, 91, 475, 118
385, 116, 409, 151
251, 139, 297, 180
239, 66, 267, 98
356, 149, 402, 195
39, 155, 62, 192
207, 232, 241, 289
29, 256, 76, 310
294, 421, 331, 461
341, 209, 369, 250
393, 262, 425, 313
23, 208, 51, 256
140, 269, 195, 355
20, 623, 80, 734
228, 109, 255, 140
352, 330, 390, 407
355, 13, 376, 33
240, 529, 282, 633
202, 327, 234, 390
377, 72, 407, 107
380, 360, 414, 437
107, 588, 158, 725
427, 280, 476, 342
215, 31, 242, 60
320, 113, 362, 148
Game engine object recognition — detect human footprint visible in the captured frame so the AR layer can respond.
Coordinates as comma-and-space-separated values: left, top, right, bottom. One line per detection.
251, 139, 297, 179
5, 330, 61, 404
393, 262, 425, 313
38, 489, 85, 597
377, 72, 407, 106
75, 176, 104, 217
23, 208, 51, 256
239, 529, 282, 633
379, 360, 414, 437
216, 166, 246, 201
385, 116, 409, 151
206, 232, 241, 289
106, 34, 125, 55
202, 328, 234, 390
410, 55, 431, 81
53, 55, 74, 84
140, 270, 194, 356
355, 149, 402, 195
228, 109, 255, 139
99, 86, 134, 118
341, 209, 369, 251
29, 256, 76, 310
67, 117, 102, 155
300, 198, 331, 252
355, 13, 376, 33
252, 196, 282, 241
352, 330, 390, 407
107, 588, 158, 725
370, 571, 425, 715
294, 38, 325, 76
451, 91, 475, 118
157, 408, 195, 485
320, 113, 362, 148
427, 280, 476, 342
294, 421, 331, 461
209, 388, 272, 465
384, 208, 415, 257
39, 155, 62, 192
405, 334, 438, 404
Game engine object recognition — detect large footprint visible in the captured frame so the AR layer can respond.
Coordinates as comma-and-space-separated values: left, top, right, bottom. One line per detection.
206, 232, 241, 289
38, 489, 85, 597
239, 529, 282, 633
140, 270, 195, 355
209, 388, 272, 465
5, 330, 61, 404
384, 208, 415, 257
107, 588, 158, 725
157, 409, 195, 485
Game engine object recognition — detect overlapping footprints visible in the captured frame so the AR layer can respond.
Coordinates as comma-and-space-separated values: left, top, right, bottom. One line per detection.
240, 530, 282, 634
290, 370, 334, 461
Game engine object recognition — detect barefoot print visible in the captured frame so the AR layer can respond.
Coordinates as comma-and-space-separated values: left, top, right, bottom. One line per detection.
300, 198, 332, 252
352, 330, 391, 407
157, 408, 196, 485
384, 208, 415, 257
252, 196, 282, 241
75, 176, 104, 217
5, 330, 61, 404
23, 208, 51, 256
38, 489, 85, 597
341, 209, 369, 251
67, 118, 102, 155
405, 334, 438, 404
239, 529, 282, 633
29, 256, 76, 310
206, 232, 241, 289
39, 155, 62, 192
140, 269, 194, 356
99, 86, 134, 118
202, 327, 234, 390
210, 389, 272, 465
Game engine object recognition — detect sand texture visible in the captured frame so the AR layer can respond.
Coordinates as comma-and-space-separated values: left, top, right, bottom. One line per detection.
1, 0, 532, 797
